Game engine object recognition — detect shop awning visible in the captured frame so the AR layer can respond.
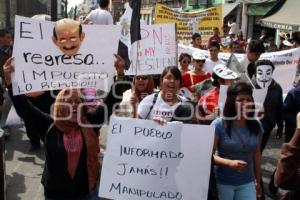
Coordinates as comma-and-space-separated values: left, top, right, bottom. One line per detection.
247, 1, 276, 16
261, 0, 300, 31
222, 1, 239, 18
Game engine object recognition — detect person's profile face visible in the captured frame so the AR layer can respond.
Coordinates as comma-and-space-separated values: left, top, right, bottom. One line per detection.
53, 20, 85, 56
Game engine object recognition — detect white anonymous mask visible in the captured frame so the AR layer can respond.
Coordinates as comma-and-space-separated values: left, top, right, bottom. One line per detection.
256, 65, 273, 88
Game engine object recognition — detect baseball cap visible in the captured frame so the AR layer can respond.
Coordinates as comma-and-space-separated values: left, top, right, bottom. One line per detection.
192, 52, 206, 60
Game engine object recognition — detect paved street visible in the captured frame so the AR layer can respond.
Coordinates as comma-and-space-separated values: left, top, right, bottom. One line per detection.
4, 124, 286, 200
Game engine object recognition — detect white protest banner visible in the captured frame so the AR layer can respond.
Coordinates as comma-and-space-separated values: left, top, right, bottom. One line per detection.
12, 16, 121, 95
179, 44, 300, 93
259, 48, 300, 93
99, 116, 215, 200
126, 24, 177, 75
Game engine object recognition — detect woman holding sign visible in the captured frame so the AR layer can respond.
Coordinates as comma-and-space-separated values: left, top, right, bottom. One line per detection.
138, 66, 193, 123
116, 75, 154, 118
3, 58, 105, 200
212, 82, 263, 200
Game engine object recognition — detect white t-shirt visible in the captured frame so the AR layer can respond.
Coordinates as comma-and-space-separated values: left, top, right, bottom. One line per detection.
137, 92, 185, 121
86, 9, 113, 25
204, 58, 225, 73
228, 22, 238, 35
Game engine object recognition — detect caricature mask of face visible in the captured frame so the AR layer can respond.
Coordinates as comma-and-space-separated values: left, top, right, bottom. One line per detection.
256, 65, 273, 88
52, 19, 85, 56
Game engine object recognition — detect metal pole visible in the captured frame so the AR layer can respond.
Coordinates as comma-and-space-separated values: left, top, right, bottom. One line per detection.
5, 0, 11, 30
51, 0, 58, 21
0, 129, 6, 200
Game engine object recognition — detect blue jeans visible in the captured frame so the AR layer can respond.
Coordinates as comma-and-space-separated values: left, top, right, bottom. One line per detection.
217, 182, 256, 200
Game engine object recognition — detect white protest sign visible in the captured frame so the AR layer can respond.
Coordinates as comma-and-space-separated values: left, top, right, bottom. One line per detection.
99, 116, 215, 200
126, 24, 177, 75
259, 48, 300, 93
12, 16, 121, 95
179, 44, 300, 93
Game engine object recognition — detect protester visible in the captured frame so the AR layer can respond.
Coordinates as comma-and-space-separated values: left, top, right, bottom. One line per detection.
251, 60, 283, 152
212, 81, 264, 200
204, 41, 225, 73
138, 66, 190, 122
259, 29, 268, 43
191, 33, 204, 49
282, 82, 300, 142
292, 31, 300, 48
235, 30, 246, 53
241, 40, 265, 80
0, 29, 13, 136
266, 37, 278, 52
83, 0, 113, 25
3, 58, 108, 199
179, 53, 191, 75
227, 16, 237, 38
273, 112, 300, 200
117, 75, 154, 117
229, 41, 241, 53
182, 52, 211, 98
198, 64, 238, 123
207, 27, 221, 49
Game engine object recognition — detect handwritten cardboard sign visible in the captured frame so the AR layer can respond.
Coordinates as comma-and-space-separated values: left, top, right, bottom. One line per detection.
126, 24, 177, 75
99, 116, 215, 200
12, 16, 121, 95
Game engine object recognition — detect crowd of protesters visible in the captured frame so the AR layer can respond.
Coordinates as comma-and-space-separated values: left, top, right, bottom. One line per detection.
1, 1, 300, 199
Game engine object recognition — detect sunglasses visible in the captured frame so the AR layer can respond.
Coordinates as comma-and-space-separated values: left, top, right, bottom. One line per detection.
136, 76, 148, 80
195, 60, 205, 63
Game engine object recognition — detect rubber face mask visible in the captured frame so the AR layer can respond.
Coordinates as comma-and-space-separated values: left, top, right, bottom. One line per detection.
256, 65, 273, 88
52, 19, 85, 56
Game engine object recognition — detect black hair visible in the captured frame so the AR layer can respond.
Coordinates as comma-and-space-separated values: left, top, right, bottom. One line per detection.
292, 31, 300, 45
255, 59, 275, 72
223, 81, 261, 137
209, 41, 220, 50
211, 73, 224, 87
230, 16, 236, 22
53, 24, 83, 40
229, 40, 240, 48
179, 53, 191, 62
99, 0, 110, 9
247, 40, 265, 53
160, 66, 182, 84
0, 29, 11, 38
192, 33, 201, 41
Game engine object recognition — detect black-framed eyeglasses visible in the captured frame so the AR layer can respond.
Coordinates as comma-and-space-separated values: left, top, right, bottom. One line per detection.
136, 76, 148, 80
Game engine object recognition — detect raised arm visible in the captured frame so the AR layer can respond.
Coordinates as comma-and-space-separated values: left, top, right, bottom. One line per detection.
3, 58, 53, 139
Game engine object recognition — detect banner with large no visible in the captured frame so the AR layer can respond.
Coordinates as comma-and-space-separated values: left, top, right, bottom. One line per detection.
125, 24, 177, 75
99, 116, 215, 200
12, 16, 121, 95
